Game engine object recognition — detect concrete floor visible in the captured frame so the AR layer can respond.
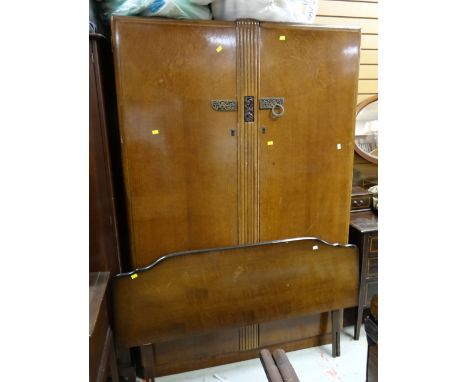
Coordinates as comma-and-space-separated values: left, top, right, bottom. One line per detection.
153, 325, 368, 382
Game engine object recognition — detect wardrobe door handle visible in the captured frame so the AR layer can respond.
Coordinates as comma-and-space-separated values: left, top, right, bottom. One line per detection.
271, 103, 285, 118
259, 97, 285, 118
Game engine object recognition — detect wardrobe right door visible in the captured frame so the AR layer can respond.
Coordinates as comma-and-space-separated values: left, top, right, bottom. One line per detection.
258, 24, 361, 244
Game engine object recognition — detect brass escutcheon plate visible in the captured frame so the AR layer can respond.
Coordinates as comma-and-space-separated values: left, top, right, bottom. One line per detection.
259, 97, 284, 109
211, 100, 238, 111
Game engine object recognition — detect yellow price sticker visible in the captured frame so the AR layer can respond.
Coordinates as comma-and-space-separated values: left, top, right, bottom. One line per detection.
216, 45, 223, 53
152, 129, 159, 135
279, 35, 286, 41
267, 141, 274, 146
131, 274, 138, 280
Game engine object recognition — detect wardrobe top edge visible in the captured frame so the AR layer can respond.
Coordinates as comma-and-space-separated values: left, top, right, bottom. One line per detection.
111, 16, 361, 33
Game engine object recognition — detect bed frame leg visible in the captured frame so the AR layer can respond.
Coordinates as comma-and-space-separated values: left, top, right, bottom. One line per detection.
141, 344, 156, 381
331, 309, 340, 357
116, 346, 136, 382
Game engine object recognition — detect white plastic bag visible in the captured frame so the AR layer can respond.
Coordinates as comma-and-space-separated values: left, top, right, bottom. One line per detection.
98, 0, 212, 20
211, 0, 318, 24
99, 0, 153, 19
141, 0, 212, 19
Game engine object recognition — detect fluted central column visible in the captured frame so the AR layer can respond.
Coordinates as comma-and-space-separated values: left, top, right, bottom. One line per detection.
236, 19, 260, 245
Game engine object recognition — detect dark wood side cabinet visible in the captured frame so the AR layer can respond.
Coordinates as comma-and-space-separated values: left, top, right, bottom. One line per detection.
349, 210, 378, 340
90, 272, 119, 382
350, 185, 373, 212
89, 33, 122, 275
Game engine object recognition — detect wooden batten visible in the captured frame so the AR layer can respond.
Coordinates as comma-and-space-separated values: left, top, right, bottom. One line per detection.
315, 0, 379, 102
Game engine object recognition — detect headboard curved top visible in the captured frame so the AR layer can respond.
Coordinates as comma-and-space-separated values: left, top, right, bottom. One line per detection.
111, 237, 359, 348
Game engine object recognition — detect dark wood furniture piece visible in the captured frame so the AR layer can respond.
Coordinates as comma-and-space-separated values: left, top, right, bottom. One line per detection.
111, 238, 359, 378
90, 16, 137, 380
89, 32, 122, 276
365, 294, 378, 382
111, 16, 360, 372
90, 272, 119, 382
349, 211, 378, 340
112, 16, 360, 267
350, 186, 373, 212
260, 348, 300, 382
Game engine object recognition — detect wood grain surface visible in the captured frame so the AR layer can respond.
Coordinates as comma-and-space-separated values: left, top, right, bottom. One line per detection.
112, 238, 359, 348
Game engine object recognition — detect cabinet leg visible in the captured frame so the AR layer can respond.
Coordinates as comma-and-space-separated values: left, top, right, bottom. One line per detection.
331, 310, 340, 358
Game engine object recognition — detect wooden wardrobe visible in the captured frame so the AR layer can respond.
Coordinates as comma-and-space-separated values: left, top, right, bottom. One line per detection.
112, 16, 360, 375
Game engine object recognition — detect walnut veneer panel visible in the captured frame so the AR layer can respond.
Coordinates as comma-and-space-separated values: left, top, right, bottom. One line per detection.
258, 24, 360, 244
112, 18, 239, 267
112, 238, 359, 348
113, 17, 360, 267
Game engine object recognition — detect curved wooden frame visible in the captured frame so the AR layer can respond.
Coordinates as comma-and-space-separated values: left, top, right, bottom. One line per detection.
355, 95, 378, 164
111, 237, 359, 350
111, 237, 359, 377
115, 236, 357, 279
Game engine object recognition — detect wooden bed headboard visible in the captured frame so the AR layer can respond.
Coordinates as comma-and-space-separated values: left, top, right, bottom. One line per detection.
111, 237, 359, 350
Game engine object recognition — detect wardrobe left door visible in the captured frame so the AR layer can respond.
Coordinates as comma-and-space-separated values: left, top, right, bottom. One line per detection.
113, 17, 239, 268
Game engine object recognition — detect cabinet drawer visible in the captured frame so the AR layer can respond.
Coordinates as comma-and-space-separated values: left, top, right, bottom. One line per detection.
368, 234, 378, 256
365, 280, 378, 306
351, 195, 372, 211
367, 257, 378, 277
